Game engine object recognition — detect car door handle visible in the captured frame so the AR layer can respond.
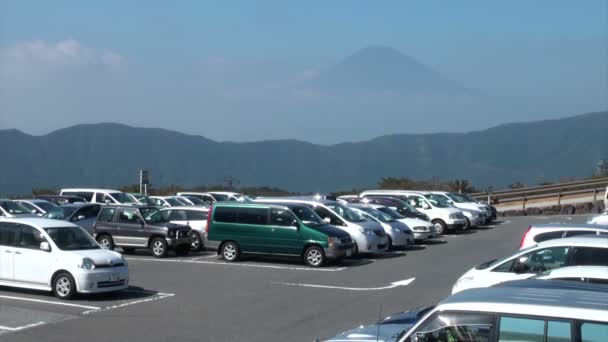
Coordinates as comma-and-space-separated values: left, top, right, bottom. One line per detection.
4, 250, 12, 253
14, 251, 22, 255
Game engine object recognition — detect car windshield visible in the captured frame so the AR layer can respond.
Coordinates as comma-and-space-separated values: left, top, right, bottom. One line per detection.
110, 192, 136, 204
423, 194, 450, 208
326, 203, 367, 222
44, 227, 100, 250
446, 193, 467, 203
290, 206, 325, 227
0, 201, 31, 214
165, 197, 183, 206
35, 201, 58, 212
44, 206, 78, 219
360, 207, 395, 222
140, 207, 159, 218
211, 194, 229, 201
377, 206, 406, 219
146, 210, 170, 223
185, 197, 206, 205
460, 194, 479, 203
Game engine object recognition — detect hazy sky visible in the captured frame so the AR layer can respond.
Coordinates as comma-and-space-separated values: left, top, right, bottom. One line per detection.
1, 0, 606, 143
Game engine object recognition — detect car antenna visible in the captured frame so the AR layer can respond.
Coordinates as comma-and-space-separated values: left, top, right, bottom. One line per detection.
376, 304, 382, 342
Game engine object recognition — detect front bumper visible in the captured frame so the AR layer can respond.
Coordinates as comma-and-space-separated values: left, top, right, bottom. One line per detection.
388, 230, 413, 247
167, 237, 191, 248
324, 242, 356, 259
355, 234, 389, 253
74, 267, 129, 294
446, 218, 467, 231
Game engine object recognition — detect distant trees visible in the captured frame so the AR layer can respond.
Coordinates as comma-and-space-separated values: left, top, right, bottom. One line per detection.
508, 181, 526, 189
377, 177, 479, 193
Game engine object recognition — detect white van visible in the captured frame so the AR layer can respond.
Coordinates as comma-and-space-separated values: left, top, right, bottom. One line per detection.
60, 188, 136, 205
604, 186, 608, 208
397, 284, 608, 342
359, 190, 466, 234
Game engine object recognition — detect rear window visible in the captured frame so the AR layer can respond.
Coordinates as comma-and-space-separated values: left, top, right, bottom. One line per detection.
187, 210, 207, 220
97, 208, 116, 222
214, 207, 237, 223
533, 231, 565, 243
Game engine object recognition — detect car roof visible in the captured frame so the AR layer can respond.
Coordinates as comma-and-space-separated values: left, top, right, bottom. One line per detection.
61, 188, 122, 192
255, 197, 338, 206
537, 265, 608, 279
159, 206, 209, 211
214, 202, 286, 209
536, 235, 608, 248
361, 190, 426, 195
496, 279, 608, 292
0, 217, 79, 229
37, 195, 83, 199
530, 223, 608, 230
60, 202, 97, 208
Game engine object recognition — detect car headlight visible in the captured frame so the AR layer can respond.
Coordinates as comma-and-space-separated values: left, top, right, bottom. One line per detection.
78, 257, 96, 270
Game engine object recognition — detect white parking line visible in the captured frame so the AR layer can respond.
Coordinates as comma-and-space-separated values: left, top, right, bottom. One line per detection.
125, 257, 347, 272
82, 292, 175, 315
190, 254, 218, 261
273, 277, 416, 291
0, 294, 100, 310
0, 321, 46, 331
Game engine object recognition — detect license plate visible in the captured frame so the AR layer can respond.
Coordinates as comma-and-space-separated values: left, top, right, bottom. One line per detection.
346, 250, 352, 257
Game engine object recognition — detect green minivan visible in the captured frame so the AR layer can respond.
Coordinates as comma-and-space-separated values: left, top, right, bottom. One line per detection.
205, 202, 355, 267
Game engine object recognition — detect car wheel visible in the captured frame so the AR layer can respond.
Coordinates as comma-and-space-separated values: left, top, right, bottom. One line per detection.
97, 235, 114, 250
387, 236, 393, 250
151, 237, 168, 258
53, 272, 76, 300
190, 232, 203, 252
304, 246, 326, 267
463, 218, 470, 231
432, 220, 446, 235
221, 241, 240, 262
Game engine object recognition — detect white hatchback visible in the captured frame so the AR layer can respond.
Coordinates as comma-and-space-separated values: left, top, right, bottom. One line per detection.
0, 218, 129, 299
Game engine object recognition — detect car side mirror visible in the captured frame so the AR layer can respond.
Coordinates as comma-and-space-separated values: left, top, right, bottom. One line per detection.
323, 217, 331, 224
76, 215, 85, 221
292, 220, 300, 229
423, 203, 431, 210
40, 241, 51, 252
513, 257, 528, 273
31, 209, 38, 214
105, 199, 111, 204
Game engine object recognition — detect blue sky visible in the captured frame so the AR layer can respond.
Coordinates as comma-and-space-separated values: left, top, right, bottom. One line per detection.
1, 0, 606, 143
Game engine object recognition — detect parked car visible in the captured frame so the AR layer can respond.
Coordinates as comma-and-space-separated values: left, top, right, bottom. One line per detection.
93, 205, 191, 258
530, 265, 608, 284
371, 205, 436, 241
348, 204, 414, 249
255, 198, 388, 254
0, 199, 37, 218
398, 284, 608, 342
146, 206, 209, 251
177, 191, 246, 203
149, 196, 184, 207
15, 199, 58, 216
360, 196, 431, 222
324, 306, 434, 342
360, 190, 467, 234
519, 223, 608, 249
176, 196, 208, 206
451, 236, 608, 294
175, 192, 217, 204
429, 191, 486, 228
588, 210, 608, 225
60, 188, 137, 205
36, 195, 87, 205
205, 202, 355, 267
0, 218, 128, 299
45, 203, 102, 235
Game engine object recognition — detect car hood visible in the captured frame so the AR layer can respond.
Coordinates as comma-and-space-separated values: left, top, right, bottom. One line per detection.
397, 218, 433, 228
311, 224, 350, 238
64, 248, 124, 266
386, 221, 410, 231
357, 220, 383, 231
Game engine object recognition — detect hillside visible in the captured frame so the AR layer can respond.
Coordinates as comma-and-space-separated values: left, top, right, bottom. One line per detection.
0, 111, 607, 195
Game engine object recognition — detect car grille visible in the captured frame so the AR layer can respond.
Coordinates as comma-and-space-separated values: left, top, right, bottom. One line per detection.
340, 237, 352, 244
95, 262, 125, 268
374, 230, 385, 237
97, 280, 126, 288
413, 226, 427, 232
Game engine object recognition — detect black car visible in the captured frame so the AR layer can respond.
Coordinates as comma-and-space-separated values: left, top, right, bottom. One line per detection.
36, 195, 87, 205
94, 205, 192, 258
45, 203, 102, 235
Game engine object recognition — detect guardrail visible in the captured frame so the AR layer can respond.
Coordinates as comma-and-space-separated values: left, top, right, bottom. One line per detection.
471, 177, 608, 211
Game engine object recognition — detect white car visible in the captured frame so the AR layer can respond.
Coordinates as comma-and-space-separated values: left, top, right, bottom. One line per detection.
588, 210, 608, 225
60, 188, 137, 205
0, 199, 38, 218
429, 191, 486, 228
432, 191, 492, 222
15, 199, 58, 216
519, 223, 608, 249
531, 265, 608, 284
451, 236, 608, 294
149, 196, 184, 207
348, 205, 414, 248
370, 204, 435, 241
359, 190, 467, 234
146, 206, 209, 252
0, 218, 129, 299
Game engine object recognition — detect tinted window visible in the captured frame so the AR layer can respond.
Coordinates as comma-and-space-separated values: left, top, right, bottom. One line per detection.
19, 202, 38, 213
313, 207, 343, 226
547, 321, 571, 342
147, 210, 171, 223
581, 322, 608, 342
187, 210, 207, 221
169, 210, 188, 221
214, 207, 237, 223
534, 231, 565, 243
74, 205, 101, 220
270, 208, 296, 227
97, 208, 116, 222
564, 230, 597, 238
74, 192, 93, 202
118, 208, 140, 224
571, 247, 608, 266
95, 193, 104, 203
498, 316, 544, 342
238, 208, 268, 225
18, 226, 46, 249
587, 278, 608, 285
520, 247, 570, 273
0, 224, 18, 246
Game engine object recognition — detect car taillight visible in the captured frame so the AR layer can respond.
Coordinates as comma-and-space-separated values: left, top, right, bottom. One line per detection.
205, 206, 212, 234
519, 226, 532, 248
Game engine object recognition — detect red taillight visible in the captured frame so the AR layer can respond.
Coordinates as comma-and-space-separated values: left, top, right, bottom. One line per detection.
205, 206, 213, 234
519, 226, 532, 248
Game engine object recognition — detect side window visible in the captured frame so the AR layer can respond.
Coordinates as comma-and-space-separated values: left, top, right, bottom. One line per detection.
97, 208, 116, 222
203, 195, 214, 204
581, 322, 608, 342
407, 196, 424, 209
546, 321, 571, 342
17, 226, 46, 249
571, 247, 608, 266
533, 231, 565, 243
213, 207, 237, 223
498, 316, 544, 342
77, 192, 93, 202
169, 210, 188, 221
410, 312, 494, 342
564, 230, 596, 238
76, 205, 101, 220
118, 209, 140, 224
587, 278, 608, 285
19, 202, 37, 213
237, 208, 268, 225
493, 259, 515, 273
148, 210, 170, 223
519, 247, 570, 273
187, 210, 207, 221
95, 193, 104, 203
270, 209, 296, 227
313, 207, 343, 226
0, 224, 18, 246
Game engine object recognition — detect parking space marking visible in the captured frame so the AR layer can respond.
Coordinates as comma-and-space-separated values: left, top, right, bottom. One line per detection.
190, 254, 219, 261
273, 277, 415, 291
125, 257, 349, 272
0, 294, 100, 310
0, 322, 46, 331
82, 292, 175, 315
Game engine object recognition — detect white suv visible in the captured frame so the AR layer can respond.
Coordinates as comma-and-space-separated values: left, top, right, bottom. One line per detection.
519, 224, 608, 249
0, 218, 129, 299
60, 188, 136, 205
359, 190, 467, 234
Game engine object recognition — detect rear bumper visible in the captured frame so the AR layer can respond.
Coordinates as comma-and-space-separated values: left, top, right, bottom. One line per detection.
205, 237, 221, 251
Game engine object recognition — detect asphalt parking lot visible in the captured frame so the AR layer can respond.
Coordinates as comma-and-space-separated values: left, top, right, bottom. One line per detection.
0, 214, 593, 342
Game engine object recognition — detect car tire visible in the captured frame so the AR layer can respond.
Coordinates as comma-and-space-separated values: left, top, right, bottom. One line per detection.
150, 237, 168, 258
52, 272, 76, 300
97, 234, 114, 250
463, 218, 470, 231
432, 220, 447, 235
190, 232, 203, 252
387, 236, 393, 250
221, 241, 240, 262
304, 246, 326, 267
